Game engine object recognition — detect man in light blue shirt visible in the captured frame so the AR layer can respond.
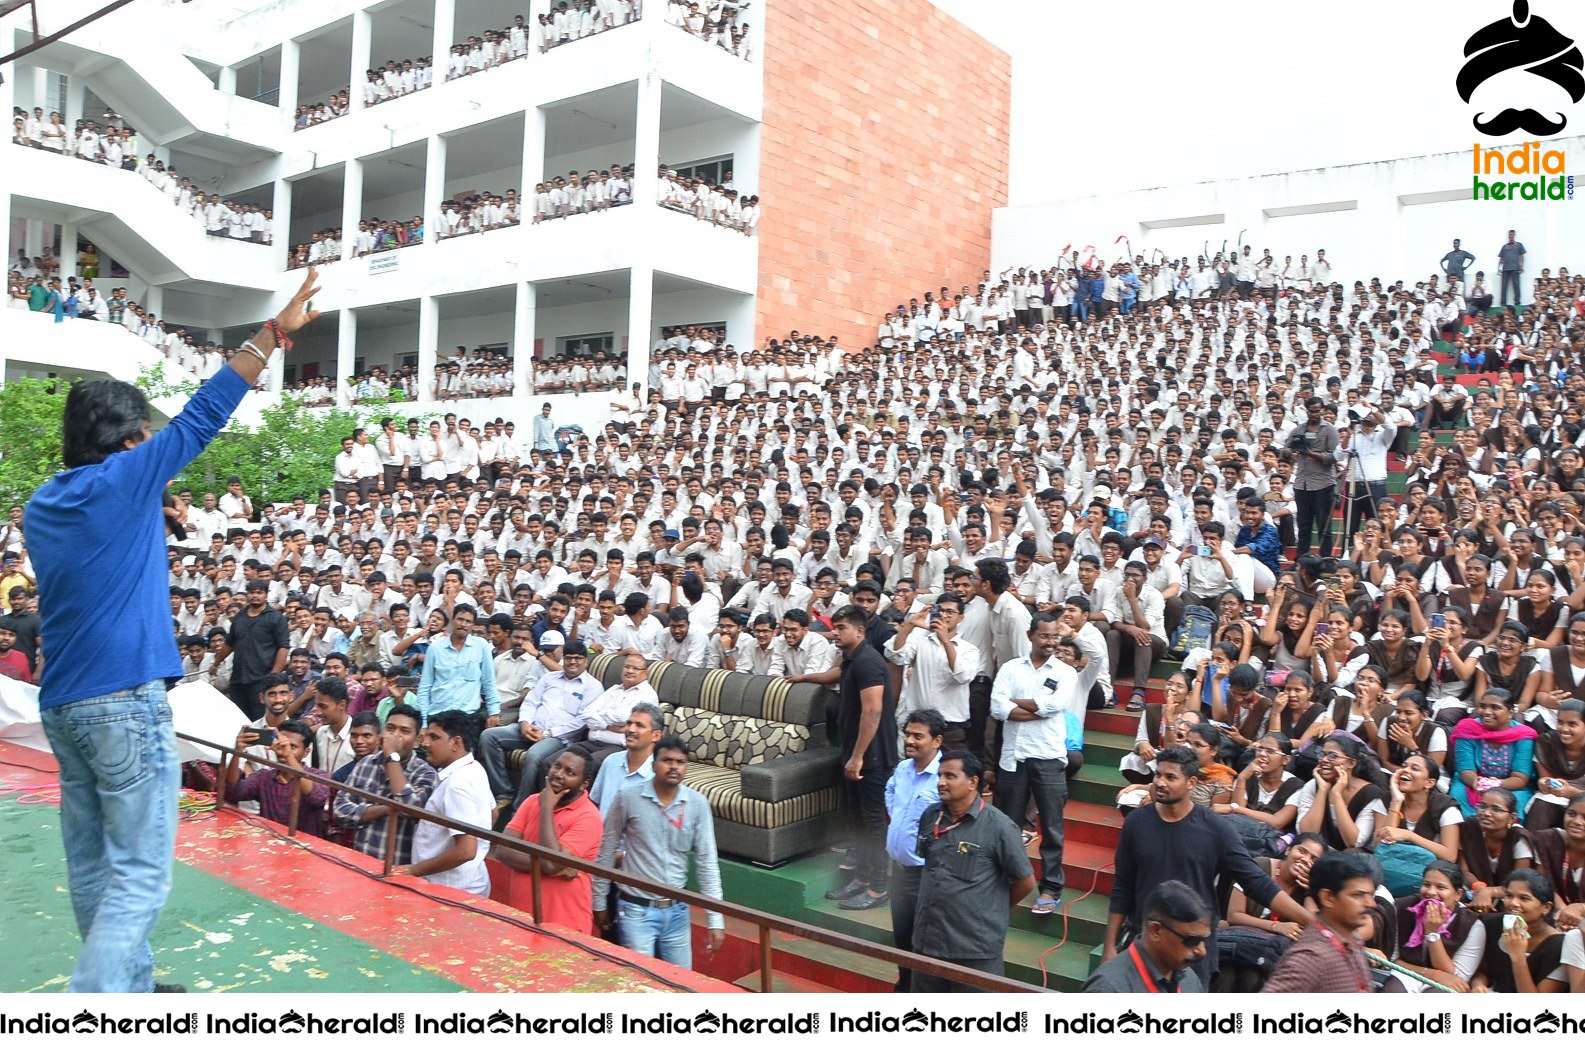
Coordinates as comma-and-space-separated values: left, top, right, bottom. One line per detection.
880, 708, 945, 991
532, 401, 558, 453
415, 605, 500, 722
589, 701, 663, 812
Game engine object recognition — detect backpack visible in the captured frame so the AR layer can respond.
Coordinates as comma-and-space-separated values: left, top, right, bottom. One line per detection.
1168, 602, 1218, 658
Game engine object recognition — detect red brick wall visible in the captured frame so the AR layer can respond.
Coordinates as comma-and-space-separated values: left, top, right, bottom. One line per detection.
755, 0, 1010, 352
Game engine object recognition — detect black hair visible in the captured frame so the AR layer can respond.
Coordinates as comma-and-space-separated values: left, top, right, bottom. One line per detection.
1307, 850, 1377, 905
903, 708, 948, 740
61, 379, 152, 468
1155, 744, 1199, 780
385, 702, 423, 729
1143, 880, 1212, 927
1501, 868, 1557, 918
313, 676, 349, 704
427, 710, 480, 752
829, 604, 868, 630
275, 718, 314, 751
974, 557, 1011, 594
1421, 859, 1464, 893
939, 748, 983, 782
655, 734, 690, 761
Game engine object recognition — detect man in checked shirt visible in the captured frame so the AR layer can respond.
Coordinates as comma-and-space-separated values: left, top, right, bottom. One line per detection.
333, 703, 438, 865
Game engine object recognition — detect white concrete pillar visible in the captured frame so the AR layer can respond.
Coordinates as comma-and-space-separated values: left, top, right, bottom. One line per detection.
627, 264, 653, 395
513, 281, 536, 396
31, 66, 49, 114
432, 0, 457, 80
59, 223, 79, 278
218, 65, 238, 95
0, 57, 12, 269
423, 134, 448, 246
417, 295, 438, 404
272, 178, 292, 263
348, 10, 372, 115
341, 158, 364, 262
336, 309, 358, 407
631, 65, 662, 211
144, 284, 165, 318
24, 220, 46, 261
279, 39, 301, 118
522, 105, 545, 189
64, 74, 85, 128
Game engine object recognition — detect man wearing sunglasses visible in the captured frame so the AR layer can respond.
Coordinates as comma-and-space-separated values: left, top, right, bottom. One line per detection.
1082, 880, 1211, 993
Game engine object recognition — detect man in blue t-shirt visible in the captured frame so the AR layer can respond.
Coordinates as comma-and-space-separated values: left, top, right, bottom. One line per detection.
24, 269, 321, 992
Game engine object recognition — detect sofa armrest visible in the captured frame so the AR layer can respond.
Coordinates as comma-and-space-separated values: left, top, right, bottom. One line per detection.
740, 746, 842, 803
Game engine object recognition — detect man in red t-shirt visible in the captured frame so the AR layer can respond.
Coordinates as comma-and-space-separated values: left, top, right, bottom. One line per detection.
0, 619, 30, 683
495, 748, 604, 934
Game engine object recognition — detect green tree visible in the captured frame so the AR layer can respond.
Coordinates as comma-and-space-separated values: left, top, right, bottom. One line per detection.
168, 393, 394, 503
0, 366, 401, 509
0, 377, 68, 507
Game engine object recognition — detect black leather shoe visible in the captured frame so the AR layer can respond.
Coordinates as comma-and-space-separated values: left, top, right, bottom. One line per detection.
840, 891, 890, 910
824, 878, 869, 901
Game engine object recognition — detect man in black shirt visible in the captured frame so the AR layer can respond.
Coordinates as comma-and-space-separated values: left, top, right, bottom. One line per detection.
223, 579, 290, 718
4, 586, 41, 678
824, 604, 897, 908
1104, 745, 1311, 987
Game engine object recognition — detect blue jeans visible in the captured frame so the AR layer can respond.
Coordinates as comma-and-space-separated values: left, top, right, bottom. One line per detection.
40, 681, 179, 992
616, 898, 692, 968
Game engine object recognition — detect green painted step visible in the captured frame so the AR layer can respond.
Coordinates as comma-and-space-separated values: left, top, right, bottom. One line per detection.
1077, 730, 1134, 768
803, 894, 1096, 992
1012, 886, 1112, 943
0, 799, 463, 993
1067, 762, 1129, 808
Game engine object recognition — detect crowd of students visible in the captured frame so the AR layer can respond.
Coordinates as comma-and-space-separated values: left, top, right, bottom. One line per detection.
657, 165, 759, 234
10, 228, 1585, 993
293, 2, 643, 132
664, 0, 753, 60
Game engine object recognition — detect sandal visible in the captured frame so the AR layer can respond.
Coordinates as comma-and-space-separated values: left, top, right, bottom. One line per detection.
1021, 828, 1039, 847
1126, 690, 1147, 712
1030, 895, 1060, 916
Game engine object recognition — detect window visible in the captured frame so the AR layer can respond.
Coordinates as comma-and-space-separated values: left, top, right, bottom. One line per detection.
557, 333, 614, 359
46, 73, 68, 118
668, 155, 734, 187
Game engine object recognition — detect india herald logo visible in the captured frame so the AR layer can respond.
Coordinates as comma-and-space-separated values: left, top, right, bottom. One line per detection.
1458, 0, 1583, 136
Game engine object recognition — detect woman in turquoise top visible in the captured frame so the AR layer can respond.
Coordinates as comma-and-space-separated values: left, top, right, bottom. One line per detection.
1451, 687, 1538, 817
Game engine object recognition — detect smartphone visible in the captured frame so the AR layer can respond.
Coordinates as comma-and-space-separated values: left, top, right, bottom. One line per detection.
1431, 613, 1446, 629
1314, 623, 1330, 637
253, 728, 276, 746
1197, 545, 1212, 558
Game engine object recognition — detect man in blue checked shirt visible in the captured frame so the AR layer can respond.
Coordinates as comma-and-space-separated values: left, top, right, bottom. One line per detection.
415, 606, 501, 725
1232, 499, 1282, 595
880, 708, 946, 991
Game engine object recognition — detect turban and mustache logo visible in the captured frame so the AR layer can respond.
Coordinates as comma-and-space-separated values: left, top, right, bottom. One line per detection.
1458, 0, 1583, 136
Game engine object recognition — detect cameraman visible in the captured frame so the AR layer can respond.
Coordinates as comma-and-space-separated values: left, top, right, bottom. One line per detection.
1336, 405, 1396, 541
1290, 396, 1339, 559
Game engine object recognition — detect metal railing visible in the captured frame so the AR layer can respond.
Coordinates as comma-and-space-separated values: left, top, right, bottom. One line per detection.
185, 730, 1042, 993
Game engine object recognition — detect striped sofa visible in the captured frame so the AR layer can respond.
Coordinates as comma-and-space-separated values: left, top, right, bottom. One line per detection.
588, 654, 842, 865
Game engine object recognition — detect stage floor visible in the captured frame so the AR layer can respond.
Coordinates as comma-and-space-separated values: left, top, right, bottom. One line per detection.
0, 742, 727, 993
